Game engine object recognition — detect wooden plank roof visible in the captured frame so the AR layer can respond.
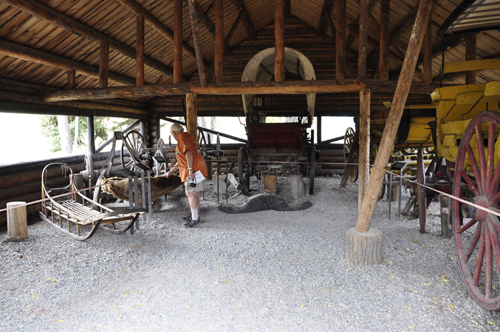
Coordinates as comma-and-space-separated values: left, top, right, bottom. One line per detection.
0, 0, 498, 117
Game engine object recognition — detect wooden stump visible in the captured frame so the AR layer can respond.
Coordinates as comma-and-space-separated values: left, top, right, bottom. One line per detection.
264, 175, 277, 194
345, 227, 383, 265
7, 201, 28, 239
290, 174, 305, 200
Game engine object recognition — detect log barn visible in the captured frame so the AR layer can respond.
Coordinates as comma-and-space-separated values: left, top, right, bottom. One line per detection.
1, 0, 500, 306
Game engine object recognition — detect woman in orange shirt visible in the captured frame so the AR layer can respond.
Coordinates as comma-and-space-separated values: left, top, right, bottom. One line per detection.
165, 123, 208, 227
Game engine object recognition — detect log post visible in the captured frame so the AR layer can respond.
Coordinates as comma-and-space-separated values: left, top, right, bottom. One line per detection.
186, 93, 198, 143
99, 43, 109, 88
214, 0, 224, 83
345, 227, 383, 265
357, 0, 369, 82
379, 0, 390, 81
354, 0, 433, 236
67, 69, 76, 89
336, 0, 347, 80
417, 148, 427, 233
274, 0, 285, 82
264, 175, 277, 194
358, 89, 370, 213
136, 15, 145, 86
173, 0, 183, 84
466, 35, 476, 84
88, 116, 95, 154
7, 202, 28, 239
423, 11, 432, 84
187, 0, 207, 87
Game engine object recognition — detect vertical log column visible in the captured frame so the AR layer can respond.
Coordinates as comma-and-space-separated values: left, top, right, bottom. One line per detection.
274, 0, 285, 82
187, 0, 207, 87
357, 0, 369, 82
99, 43, 109, 88
173, 0, 183, 84
336, 0, 347, 81
67, 69, 76, 89
347, 0, 434, 265
422, 11, 432, 84
466, 35, 476, 84
379, 0, 390, 81
136, 15, 145, 86
214, 0, 224, 83
88, 116, 95, 154
358, 89, 370, 213
186, 93, 198, 143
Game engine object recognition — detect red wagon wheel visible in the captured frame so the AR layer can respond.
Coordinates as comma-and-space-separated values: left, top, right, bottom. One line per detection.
453, 111, 500, 311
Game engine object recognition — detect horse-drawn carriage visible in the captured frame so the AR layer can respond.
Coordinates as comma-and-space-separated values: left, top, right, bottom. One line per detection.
236, 116, 318, 196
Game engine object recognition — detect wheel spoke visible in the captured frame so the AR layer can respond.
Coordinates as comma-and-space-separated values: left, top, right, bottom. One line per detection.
459, 169, 480, 197
465, 143, 484, 195
458, 218, 478, 234
487, 122, 496, 196
473, 222, 486, 287
475, 124, 487, 193
486, 219, 500, 293
466, 223, 482, 263
484, 221, 493, 298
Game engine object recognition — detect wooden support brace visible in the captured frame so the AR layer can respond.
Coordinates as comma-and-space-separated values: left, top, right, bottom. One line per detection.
214, 0, 224, 83
187, 0, 208, 87
173, 0, 183, 84
336, 0, 348, 80
358, 0, 369, 81
354, 0, 433, 233
379, 0, 390, 81
466, 35, 477, 84
358, 89, 370, 213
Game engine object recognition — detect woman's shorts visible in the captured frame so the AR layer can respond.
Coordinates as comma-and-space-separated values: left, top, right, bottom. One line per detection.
184, 179, 204, 193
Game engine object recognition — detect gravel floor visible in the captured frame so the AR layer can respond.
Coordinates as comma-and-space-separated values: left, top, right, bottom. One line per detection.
1, 175, 500, 332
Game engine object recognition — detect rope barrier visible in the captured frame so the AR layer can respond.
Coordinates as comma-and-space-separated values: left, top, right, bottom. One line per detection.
2, 159, 499, 222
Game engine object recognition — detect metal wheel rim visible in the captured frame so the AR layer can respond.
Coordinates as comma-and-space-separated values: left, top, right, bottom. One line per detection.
121, 130, 150, 171
453, 111, 500, 311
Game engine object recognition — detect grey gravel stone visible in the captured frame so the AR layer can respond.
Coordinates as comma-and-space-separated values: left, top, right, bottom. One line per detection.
0, 175, 499, 331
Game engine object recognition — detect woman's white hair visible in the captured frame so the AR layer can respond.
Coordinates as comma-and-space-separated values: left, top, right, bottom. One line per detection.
170, 123, 184, 134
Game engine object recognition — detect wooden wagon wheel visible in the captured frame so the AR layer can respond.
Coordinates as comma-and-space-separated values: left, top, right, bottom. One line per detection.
453, 111, 500, 311
238, 147, 250, 195
370, 144, 385, 200
121, 130, 150, 171
344, 127, 358, 182
198, 130, 208, 158
84, 153, 95, 187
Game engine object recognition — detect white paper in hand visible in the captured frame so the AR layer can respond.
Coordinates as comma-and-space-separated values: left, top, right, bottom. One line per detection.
193, 170, 205, 183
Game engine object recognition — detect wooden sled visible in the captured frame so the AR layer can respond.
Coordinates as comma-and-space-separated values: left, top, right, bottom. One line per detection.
40, 163, 145, 241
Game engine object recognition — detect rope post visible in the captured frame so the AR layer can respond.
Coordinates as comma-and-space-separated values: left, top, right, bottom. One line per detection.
7, 202, 28, 239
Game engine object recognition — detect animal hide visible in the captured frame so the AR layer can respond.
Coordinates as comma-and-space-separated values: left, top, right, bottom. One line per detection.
101, 175, 183, 203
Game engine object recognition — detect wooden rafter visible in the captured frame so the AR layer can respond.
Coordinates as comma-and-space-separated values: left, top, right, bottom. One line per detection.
136, 15, 145, 87
173, 0, 183, 84
187, 0, 208, 87
183, 0, 215, 35
0, 38, 135, 85
115, 0, 197, 63
99, 43, 109, 88
358, 0, 369, 81
231, 0, 256, 39
379, 0, 390, 81
224, 11, 243, 50
275, 0, 285, 82
4, 0, 175, 79
214, 0, 224, 83
318, 0, 335, 36
336, 0, 349, 80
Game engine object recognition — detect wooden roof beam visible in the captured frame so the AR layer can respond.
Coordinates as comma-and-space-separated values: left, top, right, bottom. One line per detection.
4, 0, 177, 79
0, 39, 135, 86
231, 0, 256, 39
116, 0, 197, 63
42, 81, 367, 102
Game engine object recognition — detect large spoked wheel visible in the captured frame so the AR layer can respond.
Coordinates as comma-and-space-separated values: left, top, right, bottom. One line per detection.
121, 130, 150, 171
198, 130, 208, 158
238, 147, 250, 195
344, 127, 358, 182
453, 111, 500, 311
